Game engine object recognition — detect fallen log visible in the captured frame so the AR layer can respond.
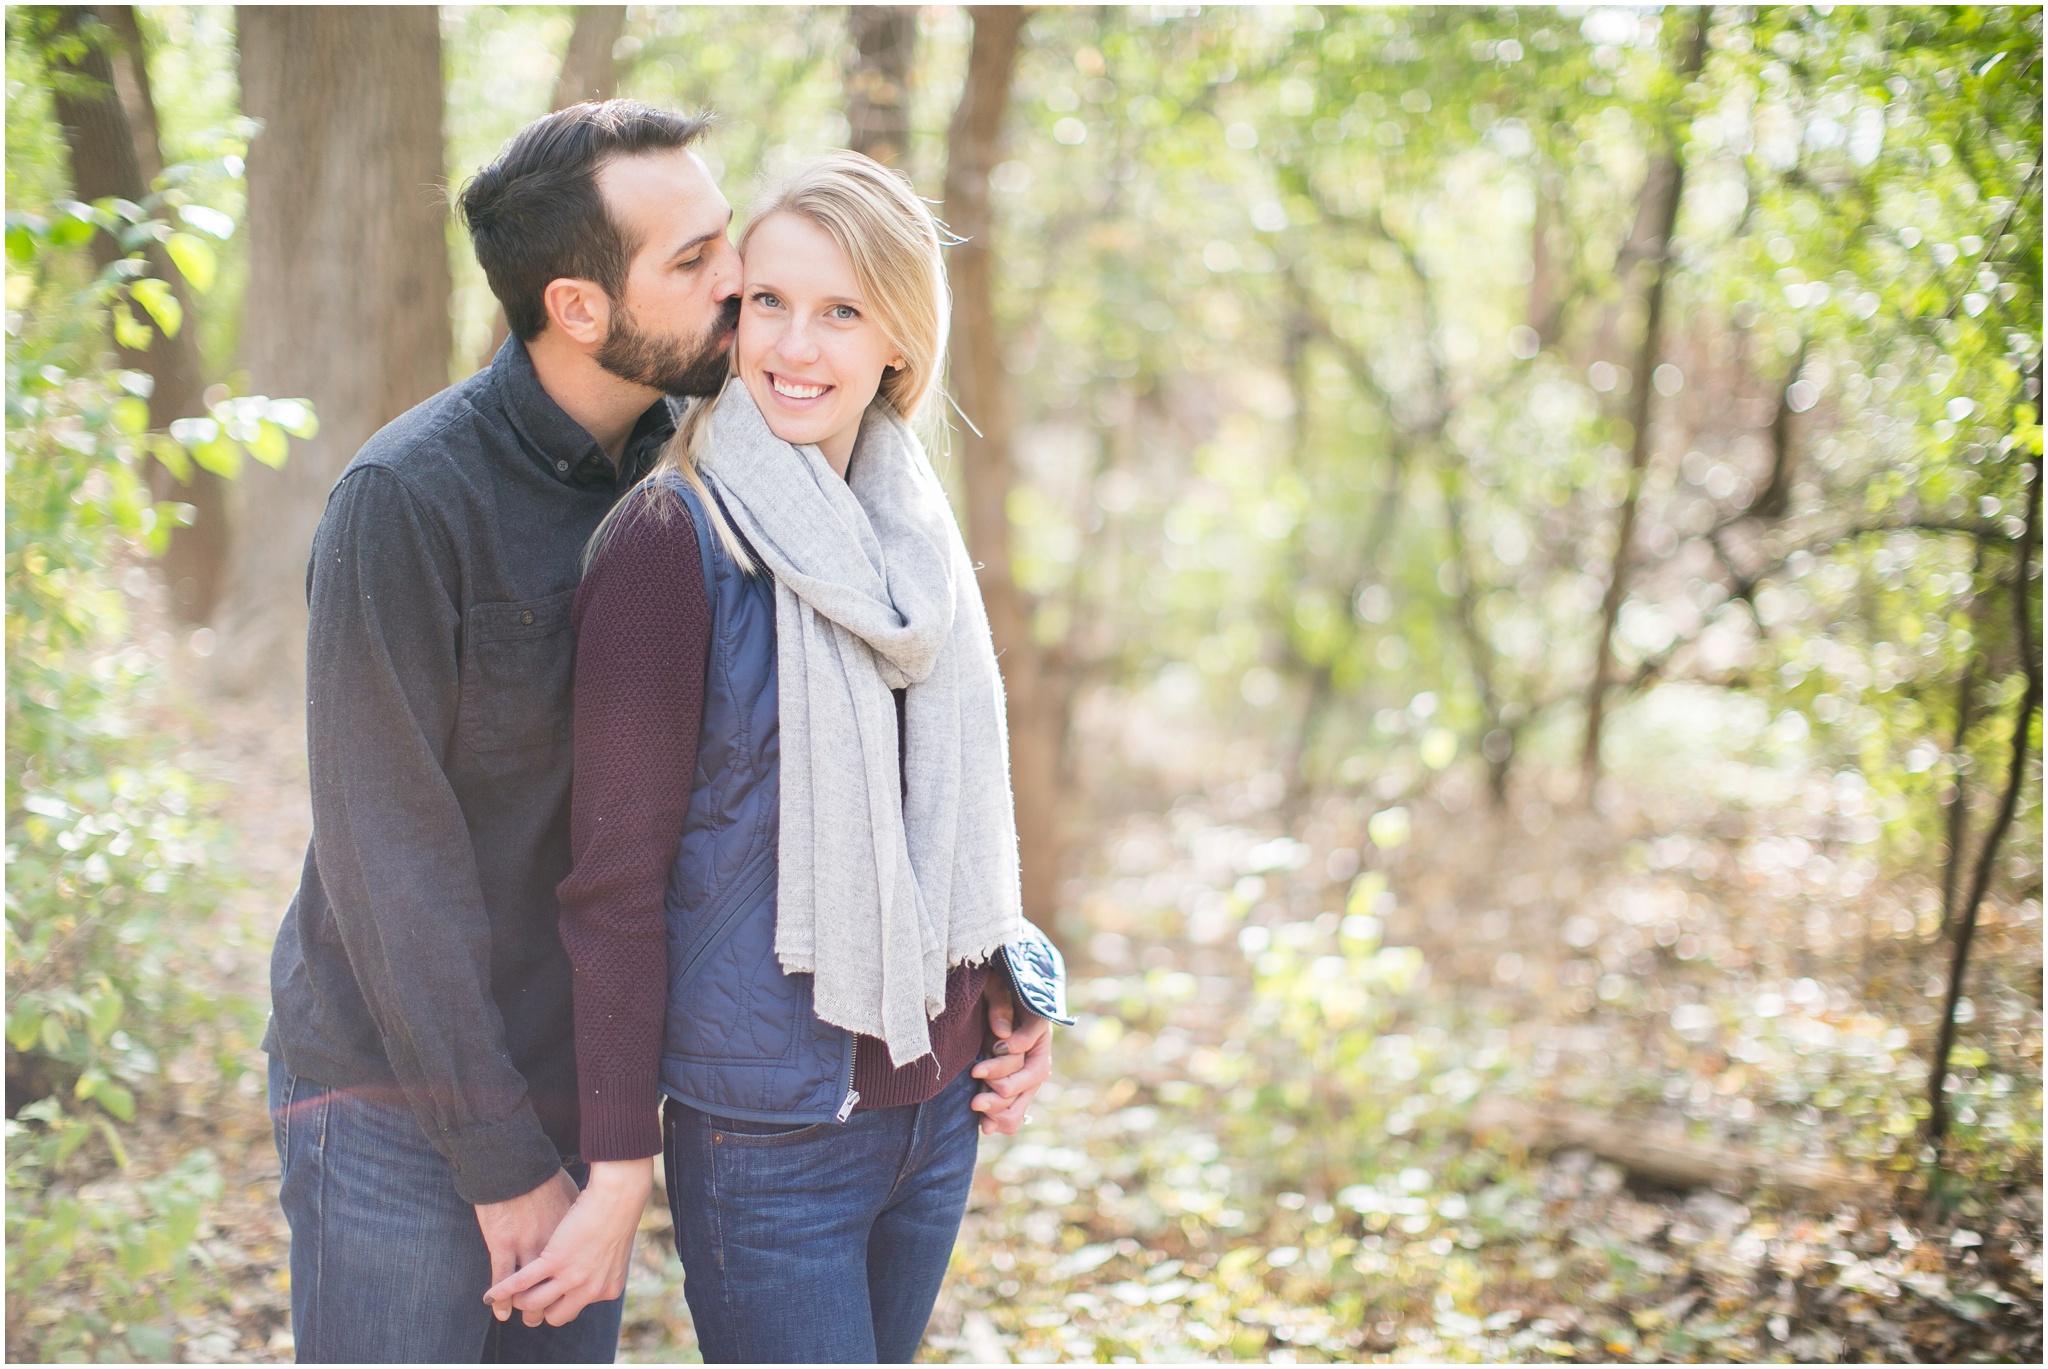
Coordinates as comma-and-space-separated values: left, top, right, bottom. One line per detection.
1468, 1095, 1874, 1203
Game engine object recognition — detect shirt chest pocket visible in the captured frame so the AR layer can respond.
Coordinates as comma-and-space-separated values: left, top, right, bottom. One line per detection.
458, 590, 576, 753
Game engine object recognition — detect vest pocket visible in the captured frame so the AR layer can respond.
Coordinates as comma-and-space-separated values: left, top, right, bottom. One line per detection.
669, 858, 796, 1063
458, 590, 575, 752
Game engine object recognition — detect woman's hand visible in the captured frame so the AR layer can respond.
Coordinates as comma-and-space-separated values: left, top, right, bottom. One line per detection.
971, 975, 1053, 1135
482, 1158, 652, 1327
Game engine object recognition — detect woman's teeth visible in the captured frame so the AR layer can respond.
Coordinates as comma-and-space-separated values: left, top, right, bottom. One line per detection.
771, 375, 828, 400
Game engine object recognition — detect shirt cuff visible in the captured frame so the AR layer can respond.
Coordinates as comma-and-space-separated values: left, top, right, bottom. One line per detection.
578, 1070, 663, 1162
441, 1103, 565, 1206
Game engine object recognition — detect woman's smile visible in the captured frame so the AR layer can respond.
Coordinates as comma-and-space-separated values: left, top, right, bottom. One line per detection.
766, 372, 833, 403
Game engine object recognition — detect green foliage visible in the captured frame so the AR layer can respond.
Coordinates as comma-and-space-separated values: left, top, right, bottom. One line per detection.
973, 5, 2039, 899
6, 1098, 222, 1362
4, 17, 311, 1350
3, 225, 232, 1359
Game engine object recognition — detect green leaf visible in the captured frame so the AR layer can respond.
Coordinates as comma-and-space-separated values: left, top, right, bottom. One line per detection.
176, 204, 235, 239
53, 1117, 93, 1167
246, 420, 290, 470
139, 504, 171, 556
92, 1116, 130, 1169
112, 301, 153, 351
97, 1081, 135, 1124
6, 1005, 43, 1052
46, 214, 96, 249
265, 397, 319, 438
124, 1325, 176, 1362
74, 1068, 138, 1122
97, 196, 149, 225
163, 231, 217, 294
149, 434, 194, 483
85, 991, 123, 1043
112, 396, 151, 435
129, 277, 183, 337
191, 436, 245, 479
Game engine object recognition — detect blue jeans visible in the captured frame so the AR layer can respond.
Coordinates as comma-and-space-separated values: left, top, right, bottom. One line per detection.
665, 1062, 982, 1363
268, 1056, 623, 1363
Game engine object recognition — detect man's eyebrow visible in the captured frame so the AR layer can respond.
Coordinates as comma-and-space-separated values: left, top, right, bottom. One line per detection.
665, 210, 734, 263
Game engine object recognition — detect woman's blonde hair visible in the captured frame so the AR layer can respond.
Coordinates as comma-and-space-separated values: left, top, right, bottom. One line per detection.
589, 150, 950, 575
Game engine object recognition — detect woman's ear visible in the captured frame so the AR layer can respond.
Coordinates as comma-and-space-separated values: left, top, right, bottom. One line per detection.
541, 277, 612, 348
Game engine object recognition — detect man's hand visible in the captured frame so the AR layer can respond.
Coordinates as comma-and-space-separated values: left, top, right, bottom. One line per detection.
482, 1159, 650, 1328
971, 974, 1053, 1135
475, 1168, 579, 1324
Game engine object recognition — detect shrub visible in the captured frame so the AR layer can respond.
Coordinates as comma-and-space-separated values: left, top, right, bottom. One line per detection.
4, 189, 308, 1359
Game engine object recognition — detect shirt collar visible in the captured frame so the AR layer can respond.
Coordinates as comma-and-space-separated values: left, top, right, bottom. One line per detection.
488, 335, 678, 491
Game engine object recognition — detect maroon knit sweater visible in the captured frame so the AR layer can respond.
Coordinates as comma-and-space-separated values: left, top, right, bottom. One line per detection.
558, 493, 987, 1163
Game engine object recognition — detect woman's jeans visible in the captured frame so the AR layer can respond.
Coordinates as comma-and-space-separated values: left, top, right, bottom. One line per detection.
268, 1057, 624, 1363
665, 1062, 982, 1363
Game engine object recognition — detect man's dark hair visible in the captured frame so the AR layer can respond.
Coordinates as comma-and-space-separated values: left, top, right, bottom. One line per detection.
459, 100, 712, 341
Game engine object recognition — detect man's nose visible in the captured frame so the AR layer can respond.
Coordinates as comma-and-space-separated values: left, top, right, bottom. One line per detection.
709, 243, 741, 300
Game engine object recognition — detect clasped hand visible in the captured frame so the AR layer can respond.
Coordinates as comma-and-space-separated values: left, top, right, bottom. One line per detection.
480, 980, 1053, 1325
480, 1160, 648, 1328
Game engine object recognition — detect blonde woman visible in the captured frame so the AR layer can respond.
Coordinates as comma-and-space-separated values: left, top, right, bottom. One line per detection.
484, 152, 1071, 1361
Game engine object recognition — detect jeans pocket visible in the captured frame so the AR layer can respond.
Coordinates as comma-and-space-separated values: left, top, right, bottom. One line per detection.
268, 1059, 299, 1158
711, 1117, 832, 1146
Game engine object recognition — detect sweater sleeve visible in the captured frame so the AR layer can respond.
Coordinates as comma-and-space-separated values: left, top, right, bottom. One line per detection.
557, 492, 709, 1161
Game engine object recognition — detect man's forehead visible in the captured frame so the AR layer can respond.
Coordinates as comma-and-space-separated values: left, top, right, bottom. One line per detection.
598, 149, 728, 232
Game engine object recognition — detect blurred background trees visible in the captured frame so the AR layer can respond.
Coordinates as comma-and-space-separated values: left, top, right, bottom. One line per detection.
5, 5, 2039, 1359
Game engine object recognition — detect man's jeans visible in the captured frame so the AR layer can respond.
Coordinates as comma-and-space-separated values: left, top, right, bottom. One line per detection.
665, 1062, 982, 1363
268, 1057, 623, 1363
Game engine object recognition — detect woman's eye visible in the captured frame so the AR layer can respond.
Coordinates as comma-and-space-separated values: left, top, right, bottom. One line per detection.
831, 304, 860, 320
751, 292, 781, 309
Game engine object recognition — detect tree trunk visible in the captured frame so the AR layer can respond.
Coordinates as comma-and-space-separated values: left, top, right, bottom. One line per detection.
1526, 168, 1567, 346
47, 7, 228, 623
214, 6, 452, 695
551, 5, 627, 110
477, 6, 629, 371
1927, 463, 2041, 1153
1939, 547, 1988, 935
1578, 12, 1707, 790
943, 8, 1066, 944
845, 6, 918, 167
96, 6, 161, 183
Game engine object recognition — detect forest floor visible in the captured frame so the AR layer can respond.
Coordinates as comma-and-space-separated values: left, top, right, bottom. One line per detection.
101, 691, 2046, 1362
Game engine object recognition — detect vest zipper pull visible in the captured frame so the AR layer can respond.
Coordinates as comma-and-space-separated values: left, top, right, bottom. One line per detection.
835, 1089, 860, 1123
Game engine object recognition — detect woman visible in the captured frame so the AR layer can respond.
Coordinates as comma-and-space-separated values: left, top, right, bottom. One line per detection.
484, 152, 1069, 1361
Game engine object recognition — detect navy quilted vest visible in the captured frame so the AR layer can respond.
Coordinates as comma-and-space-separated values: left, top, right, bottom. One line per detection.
656, 477, 858, 1124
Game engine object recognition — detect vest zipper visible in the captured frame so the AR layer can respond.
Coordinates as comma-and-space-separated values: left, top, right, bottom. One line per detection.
835, 1036, 859, 1122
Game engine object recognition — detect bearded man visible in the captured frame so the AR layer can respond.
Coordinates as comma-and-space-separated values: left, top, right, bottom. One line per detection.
262, 101, 741, 1362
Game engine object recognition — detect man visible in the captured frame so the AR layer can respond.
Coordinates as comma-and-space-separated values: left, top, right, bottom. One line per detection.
265, 100, 1048, 1362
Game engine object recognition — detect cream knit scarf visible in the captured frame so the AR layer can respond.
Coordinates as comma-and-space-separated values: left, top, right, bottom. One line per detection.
702, 379, 1022, 1066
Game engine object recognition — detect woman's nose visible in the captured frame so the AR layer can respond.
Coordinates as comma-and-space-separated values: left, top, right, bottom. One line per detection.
776, 318, 820, 363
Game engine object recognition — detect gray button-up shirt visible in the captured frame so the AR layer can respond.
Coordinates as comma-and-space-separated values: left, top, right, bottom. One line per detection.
264, 337, 676, 1204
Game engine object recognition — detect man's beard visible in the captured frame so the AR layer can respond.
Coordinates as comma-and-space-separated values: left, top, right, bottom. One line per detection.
593, 295, 738, 397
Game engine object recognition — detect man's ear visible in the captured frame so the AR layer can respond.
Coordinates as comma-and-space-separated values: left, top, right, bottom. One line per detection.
541, 278, 611, 348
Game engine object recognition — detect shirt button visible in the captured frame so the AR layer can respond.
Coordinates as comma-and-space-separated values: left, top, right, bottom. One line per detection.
521, 611, 535, 625
555, 460, 569, 473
